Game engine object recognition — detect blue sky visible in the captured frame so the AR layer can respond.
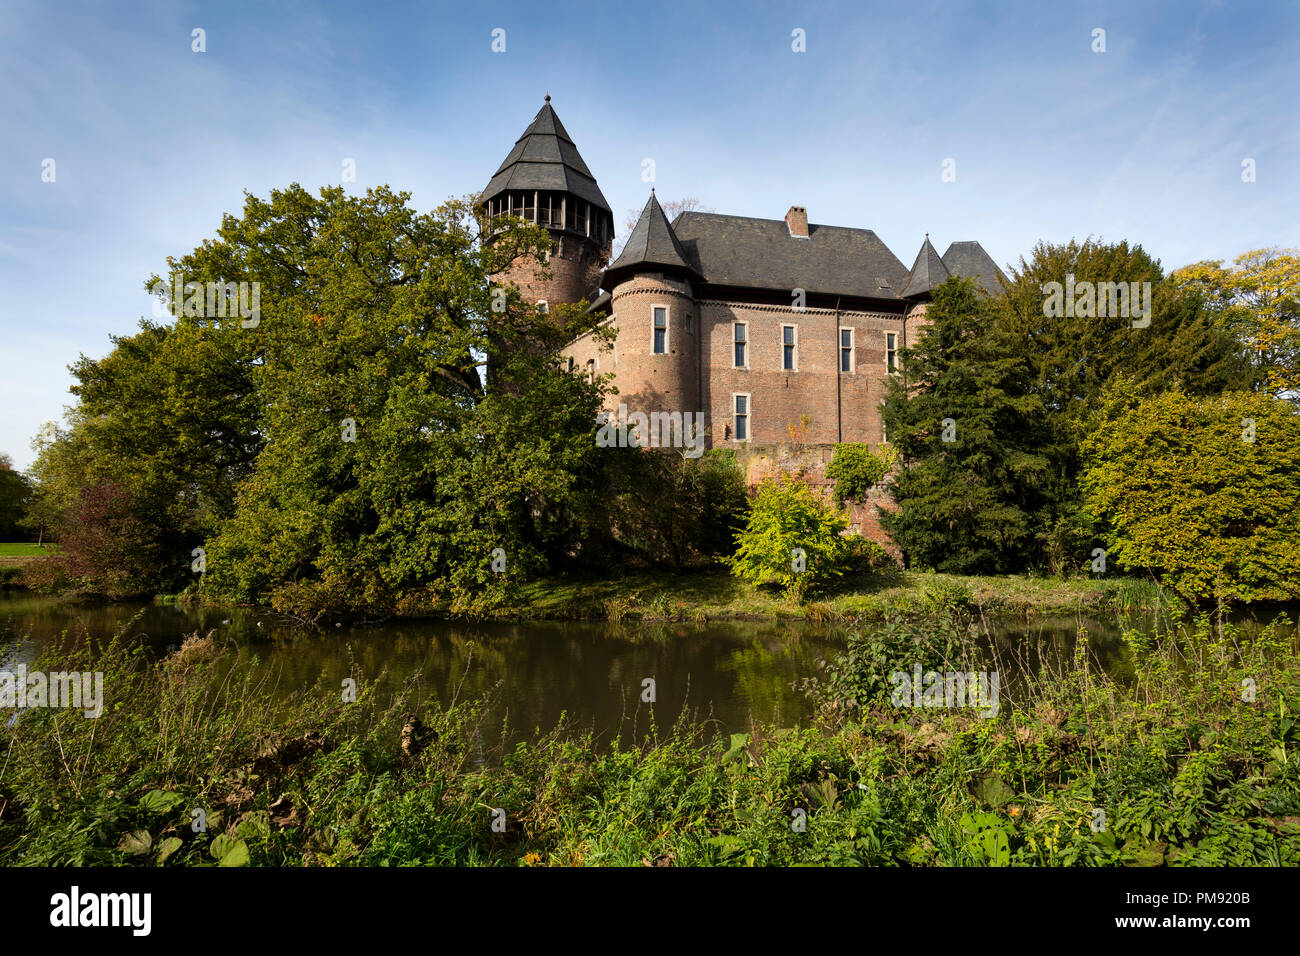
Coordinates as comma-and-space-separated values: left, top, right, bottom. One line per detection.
2, 0, 1298, 469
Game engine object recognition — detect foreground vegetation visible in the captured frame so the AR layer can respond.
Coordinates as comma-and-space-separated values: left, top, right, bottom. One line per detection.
2, 602, 1297, 866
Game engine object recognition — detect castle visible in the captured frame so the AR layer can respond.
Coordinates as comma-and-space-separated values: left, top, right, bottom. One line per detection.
481, 97, 1005, 535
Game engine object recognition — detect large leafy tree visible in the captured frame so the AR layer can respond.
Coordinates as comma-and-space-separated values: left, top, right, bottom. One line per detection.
882, 277, 1052, 574
1081, 386, 1300, 603
992, 239, 1256, 569
191, 187, 610, 614
997, 239, 1255, 418
1170, 248, 1300, 397
28, 184, 612, 607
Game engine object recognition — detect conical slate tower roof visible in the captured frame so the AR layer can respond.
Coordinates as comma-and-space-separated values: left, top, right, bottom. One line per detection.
900, 235, 951, 299
604, 191, 699, 288
481, 96, 611, 212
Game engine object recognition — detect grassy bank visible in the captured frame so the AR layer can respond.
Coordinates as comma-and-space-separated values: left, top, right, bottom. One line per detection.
500, 568, 1163, 623
0, 542, 50, 563
1, 605, 1296, 866
0, 543, 51, 589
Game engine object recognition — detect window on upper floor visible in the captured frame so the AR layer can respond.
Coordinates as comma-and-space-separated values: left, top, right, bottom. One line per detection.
840, 328, 854, 373
733, 322, 747, 368
782, 325, 797, 370
886, 331, 898, 373
652, 306, 668, 354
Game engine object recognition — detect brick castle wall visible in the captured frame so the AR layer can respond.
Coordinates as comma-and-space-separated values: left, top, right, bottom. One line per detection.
556, 276, 934, 555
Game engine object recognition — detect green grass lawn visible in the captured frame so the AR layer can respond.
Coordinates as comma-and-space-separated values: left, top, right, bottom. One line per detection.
503, 567, 1162, 622
0, 541, 53, 564
0, 542, 51, 557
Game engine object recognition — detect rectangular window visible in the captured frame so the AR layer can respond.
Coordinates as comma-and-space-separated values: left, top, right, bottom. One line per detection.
653, 306, 667, 354
840, 328, 854, 372
685, 313, 694, 335
734, 393, 749, 441
886, 332, 898, 373
733, 322, 747, 367
782, 325, 797, 370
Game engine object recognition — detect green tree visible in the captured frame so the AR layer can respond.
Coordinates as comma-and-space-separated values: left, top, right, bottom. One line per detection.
1170, 248, 1300, 396
1080, 386, 1300, 603
993, 239, 1256, 570
28, 184, 612, 609
998, 239, 1255, 419
882, 277, 1052, 573
197, 187, 610, 615
0, 455, 32, 540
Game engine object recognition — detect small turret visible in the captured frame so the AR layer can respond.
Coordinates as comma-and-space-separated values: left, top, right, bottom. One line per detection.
900, 234, 950, 300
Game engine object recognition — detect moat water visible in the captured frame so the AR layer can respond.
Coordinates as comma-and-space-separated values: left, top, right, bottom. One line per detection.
0, 591, 1153, 749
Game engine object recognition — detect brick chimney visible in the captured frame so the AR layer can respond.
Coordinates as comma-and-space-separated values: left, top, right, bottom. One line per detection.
785, 205, 809, 238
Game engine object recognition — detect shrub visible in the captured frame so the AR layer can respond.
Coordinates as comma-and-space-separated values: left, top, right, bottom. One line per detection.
722, 473, 850, 603
800, 607, 980, 714
825, 443, 896, 508
840, 534, 895, 574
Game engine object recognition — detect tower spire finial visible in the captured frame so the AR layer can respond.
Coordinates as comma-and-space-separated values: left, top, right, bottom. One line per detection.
544, 92, 551, 103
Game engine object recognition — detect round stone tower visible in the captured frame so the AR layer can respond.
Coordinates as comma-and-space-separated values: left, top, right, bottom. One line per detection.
480, 96, 614, 311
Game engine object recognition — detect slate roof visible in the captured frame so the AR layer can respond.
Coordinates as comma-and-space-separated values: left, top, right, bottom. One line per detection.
666, 212, 910, 301
900, 236, 951, 299
604, 192, 701, 286
941, 241, 1007, 296
481, 97, 611, 212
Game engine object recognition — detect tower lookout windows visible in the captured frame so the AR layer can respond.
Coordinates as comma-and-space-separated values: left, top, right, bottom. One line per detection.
652, 306, 668, 354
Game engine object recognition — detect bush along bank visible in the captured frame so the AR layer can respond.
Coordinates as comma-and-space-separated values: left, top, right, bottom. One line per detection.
1, 605, 1297, 866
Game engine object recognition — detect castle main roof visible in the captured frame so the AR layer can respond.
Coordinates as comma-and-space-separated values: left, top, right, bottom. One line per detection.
481, 97, 611, 213
668, 212, 910, 301
941, 241, 1007, 296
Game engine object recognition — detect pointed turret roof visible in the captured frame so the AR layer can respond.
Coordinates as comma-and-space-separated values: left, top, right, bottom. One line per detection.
603, 191, 701, 287
900, 235, 951, 298
481, 96, 611, 212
